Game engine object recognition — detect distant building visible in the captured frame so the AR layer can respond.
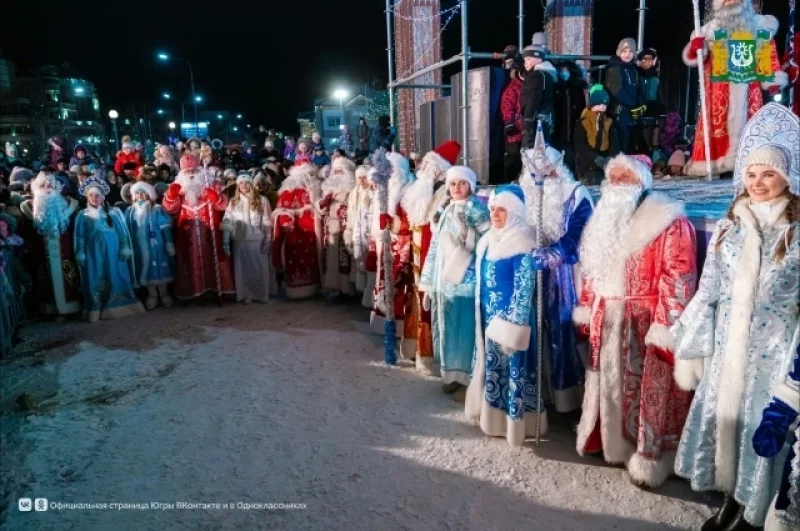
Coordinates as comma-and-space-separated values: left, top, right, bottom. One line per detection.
0, 54, 106, 159
296, 86, 381, 147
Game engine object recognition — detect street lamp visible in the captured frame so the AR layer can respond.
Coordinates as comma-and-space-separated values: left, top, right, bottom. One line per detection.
162, 92, 171, 99
217, 114, 223, 120
75, 87, 85, 94
195, 96, 203, 102
108, 109, 120, 148
236, 114, 242, 119
168, 122, 176, 130
157, 109, 164, 115
333, 88, 349, 129
156, 52, 198, 124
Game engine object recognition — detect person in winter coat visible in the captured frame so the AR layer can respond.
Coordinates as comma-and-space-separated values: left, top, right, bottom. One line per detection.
339, 125, 354, 154
69, 145, 93, 168
374, 115, 395, 151
574, 85, 620, 185
356, 118, 371, 154
552, 59, 588, 170
520, 47, 557, 147
637, 48, 663, 155
605, 38, 644, 154
500, 45, 524, 183
114, 142, 143, 175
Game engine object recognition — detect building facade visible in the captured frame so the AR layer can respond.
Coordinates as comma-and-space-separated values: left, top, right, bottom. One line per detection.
0, 57, 106, 160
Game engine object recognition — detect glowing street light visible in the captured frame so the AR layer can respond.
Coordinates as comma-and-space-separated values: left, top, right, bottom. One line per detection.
168, 122, 176, 130
157, 109, 164, 115
74, 87, 85, 94
195, 95, 203, 102
155, 51, 198, 124
333, 89, 349, 101
236, 114, 242, 119
217, 114, 223, 120
233, 126, 238, 132
108, 110, 120, 147
162, 92, 171, 99
157, 53, 169, 60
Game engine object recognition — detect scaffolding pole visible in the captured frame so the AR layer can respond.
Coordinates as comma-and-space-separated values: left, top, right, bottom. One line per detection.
386, 0, 395, 124
518, 0, 524, 51
394, 84, 452, 90
388, 54, 464, 88
637, 0, 647, 49
461, 0, 470, 165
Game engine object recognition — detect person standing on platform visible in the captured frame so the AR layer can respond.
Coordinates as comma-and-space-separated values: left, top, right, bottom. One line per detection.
500, 45, 524, 183
520, 47, 557, 147
605, 38, 643, 154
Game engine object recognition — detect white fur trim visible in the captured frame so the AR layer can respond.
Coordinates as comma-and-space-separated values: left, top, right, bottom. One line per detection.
714, 199, 762, 493
762, 70, 789, 90
674, 358, 704, 392
416, 355, 435, 375
774, 382, 800, 411
573, 306, 591, 326
478, 406, 549, 448
576, 300, 637, 464
759, 14, 780, 35
681, 41, 703, 68
485, 316, 531, 352
441, 246, 473, 285
285, 283, 318, 300
627, 451, 676, 488
644, 323, 675, 353
98, 301, 145, 321
606, 154, 653, 190
623, 193, 685, 259
478, 226, 536, 262
445, 166, 477, 192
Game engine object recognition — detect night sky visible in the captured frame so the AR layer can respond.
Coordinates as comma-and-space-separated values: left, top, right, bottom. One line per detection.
1, 0, 790, 134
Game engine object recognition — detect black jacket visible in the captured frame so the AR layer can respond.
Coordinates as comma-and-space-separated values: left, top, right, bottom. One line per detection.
520, 61, 557, 145
552, 60, 588, 149
604, 56, 639, 126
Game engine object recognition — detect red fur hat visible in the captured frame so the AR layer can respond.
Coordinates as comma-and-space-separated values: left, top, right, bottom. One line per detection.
433, 140, 460, 166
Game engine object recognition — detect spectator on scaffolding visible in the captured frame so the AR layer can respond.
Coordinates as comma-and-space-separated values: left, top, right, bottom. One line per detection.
500, 45, 524, 183
356, 118, 371, 154
520, 46, 556, 147
374, 116, 395, 151
574, 85, 619, 185
605, 38, 645, 154
637, 48, 663, 155
552, 59, 588, 172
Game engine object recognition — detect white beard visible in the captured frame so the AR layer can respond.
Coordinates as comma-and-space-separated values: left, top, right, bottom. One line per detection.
321, 170, 355, 196
714, 2, 754, 31
521, 173, 577, 245
579, 182, 643, 282
402, 166, 436, 226
32, 190, 70, 236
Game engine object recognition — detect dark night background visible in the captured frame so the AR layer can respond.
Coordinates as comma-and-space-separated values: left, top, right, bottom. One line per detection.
1, 0, 790, 135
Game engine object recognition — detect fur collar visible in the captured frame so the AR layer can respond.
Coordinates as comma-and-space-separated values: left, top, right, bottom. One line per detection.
477, 225, 536, 262
732, 195, 789, 231
621, 192, 685, 258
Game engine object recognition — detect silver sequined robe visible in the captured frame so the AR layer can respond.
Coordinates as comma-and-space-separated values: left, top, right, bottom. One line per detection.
672, 197, 800, 526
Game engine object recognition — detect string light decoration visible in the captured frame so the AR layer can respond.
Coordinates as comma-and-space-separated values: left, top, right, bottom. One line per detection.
394, 0, 447, 155
544, 0, 594, 69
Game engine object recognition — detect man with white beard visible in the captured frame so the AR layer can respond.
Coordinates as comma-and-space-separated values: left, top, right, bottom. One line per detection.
20, 171, 81, 316
681, 0, 786, 176
520, 146, 592, 417
572, 154, 697, 488
343, 165, 375, 301
125, 181, 176, 310
316, 156, 356, 296
162, 154, 234, 301
400, 140, 460, 373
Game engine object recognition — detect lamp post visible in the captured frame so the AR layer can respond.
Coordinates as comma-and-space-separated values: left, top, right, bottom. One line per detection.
157, 52, 198, 124
168, 121, 176, 144
108, 109, 120, 148
162, 92, 202, 124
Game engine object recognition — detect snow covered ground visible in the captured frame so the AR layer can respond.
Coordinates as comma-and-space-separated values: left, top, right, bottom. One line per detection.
1, 300, 718, 530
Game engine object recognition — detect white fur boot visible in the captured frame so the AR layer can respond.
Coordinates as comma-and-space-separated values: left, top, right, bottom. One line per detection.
145, 286, 158, 310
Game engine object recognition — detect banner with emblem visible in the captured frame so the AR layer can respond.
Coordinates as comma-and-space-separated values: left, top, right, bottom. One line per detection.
710, 29, 776, 84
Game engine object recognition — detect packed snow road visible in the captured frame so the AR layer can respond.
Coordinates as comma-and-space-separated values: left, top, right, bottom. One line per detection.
1, 299, 715, 530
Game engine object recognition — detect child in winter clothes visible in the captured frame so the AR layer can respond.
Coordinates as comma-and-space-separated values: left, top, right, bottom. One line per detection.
605, 38, 643, 153
574, 85, 619, 185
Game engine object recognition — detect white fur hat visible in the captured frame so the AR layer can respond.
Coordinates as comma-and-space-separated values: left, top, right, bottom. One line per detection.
489, 184, 527, 227
445, 165, 477, 192
236, 173, 254, 185
223, 168, 237, 180
332, 156, 356, 174
355, 165, 369, 179
130, 181, 157, 201
605, 154, 653, 190
743, 145, 791, 185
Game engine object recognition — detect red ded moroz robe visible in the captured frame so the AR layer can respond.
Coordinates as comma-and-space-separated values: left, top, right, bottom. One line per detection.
573, 193, 697, 488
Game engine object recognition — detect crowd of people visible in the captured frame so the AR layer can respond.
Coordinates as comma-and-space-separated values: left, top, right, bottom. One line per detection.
1, 99, 798, 529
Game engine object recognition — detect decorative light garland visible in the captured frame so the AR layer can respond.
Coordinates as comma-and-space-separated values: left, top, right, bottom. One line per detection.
396, 2, 460, 79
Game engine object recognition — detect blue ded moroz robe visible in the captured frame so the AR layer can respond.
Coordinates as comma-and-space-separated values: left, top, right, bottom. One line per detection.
672, 197, 799, 526
465, 222, 546, 447
419, 195, 490, 385
74, 206, 145, 322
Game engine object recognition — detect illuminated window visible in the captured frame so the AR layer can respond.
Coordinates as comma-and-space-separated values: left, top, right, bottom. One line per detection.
327, 117, 341, 128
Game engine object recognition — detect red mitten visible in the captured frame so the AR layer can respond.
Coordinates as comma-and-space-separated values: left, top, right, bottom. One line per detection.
651, 346, 675, 366
689, 36, 706, 57
577, 323, 590, 341
166, 183, 181, 200
319, 194, 333, 209
204, 188, 220, 204
768, 85, 780, 96
379, 214, 392, 230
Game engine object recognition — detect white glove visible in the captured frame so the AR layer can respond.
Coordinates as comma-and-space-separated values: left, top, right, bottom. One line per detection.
674, 358, 705, 392
166, 242, 176, 257
422, 292, 432, 312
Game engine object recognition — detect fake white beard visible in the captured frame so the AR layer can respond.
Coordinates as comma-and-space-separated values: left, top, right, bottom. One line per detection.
579, 182, 643, 281
402, 167, 435, 225
32, 190, 69, 235
715, 2, 755, 31
321, 170, 355, 196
